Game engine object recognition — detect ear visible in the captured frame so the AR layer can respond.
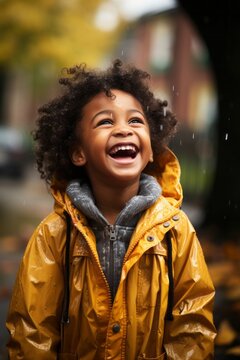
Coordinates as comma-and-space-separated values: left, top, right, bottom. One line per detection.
71, 147, 86, 166
149, 151, 154, 163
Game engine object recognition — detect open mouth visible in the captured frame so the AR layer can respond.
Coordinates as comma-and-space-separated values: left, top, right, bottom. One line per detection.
108, 144, 139, 159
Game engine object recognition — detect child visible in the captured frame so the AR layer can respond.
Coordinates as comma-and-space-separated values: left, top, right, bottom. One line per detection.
6, 59, 216, 359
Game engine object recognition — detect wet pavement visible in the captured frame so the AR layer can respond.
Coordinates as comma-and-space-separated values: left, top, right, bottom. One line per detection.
0, 166, 240, 359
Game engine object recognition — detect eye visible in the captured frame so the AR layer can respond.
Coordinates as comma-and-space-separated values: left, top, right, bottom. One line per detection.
129, 117, 145, 125
96, 119, 113, 127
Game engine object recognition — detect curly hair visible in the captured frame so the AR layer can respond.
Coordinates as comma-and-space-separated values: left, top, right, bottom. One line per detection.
33, 59, 177, 185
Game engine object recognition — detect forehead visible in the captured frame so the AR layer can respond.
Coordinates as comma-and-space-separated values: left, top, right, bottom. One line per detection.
82, 89, 144, 115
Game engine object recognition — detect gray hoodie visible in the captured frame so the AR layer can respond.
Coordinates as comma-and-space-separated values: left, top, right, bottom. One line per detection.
66, 173, 161, 301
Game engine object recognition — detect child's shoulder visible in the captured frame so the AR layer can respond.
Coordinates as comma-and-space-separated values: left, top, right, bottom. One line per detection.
38, 210, 66, 232
29, 211, 68, 252
170, 208, 196, 236
169, 208, 201, 253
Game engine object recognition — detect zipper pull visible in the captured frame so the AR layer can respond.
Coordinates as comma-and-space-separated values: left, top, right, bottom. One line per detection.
108, 225, 116, 241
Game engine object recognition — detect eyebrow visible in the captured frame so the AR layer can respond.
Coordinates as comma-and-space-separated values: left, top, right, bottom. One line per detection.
91, 109, 145, 121
129, 109, 145, 117
92, 110, 112, 121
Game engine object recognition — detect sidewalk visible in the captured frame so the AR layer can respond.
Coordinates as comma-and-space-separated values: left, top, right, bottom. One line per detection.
0, 165, 53, 219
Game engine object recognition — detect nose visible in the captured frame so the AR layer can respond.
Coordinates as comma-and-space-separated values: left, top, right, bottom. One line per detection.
112, 124, 133, 137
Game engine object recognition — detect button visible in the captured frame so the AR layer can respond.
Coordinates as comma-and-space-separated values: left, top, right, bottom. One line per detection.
172, 214, 180, 221
147, 235, 154, 242
163, 221, 170, 228
112, 323, 121, 333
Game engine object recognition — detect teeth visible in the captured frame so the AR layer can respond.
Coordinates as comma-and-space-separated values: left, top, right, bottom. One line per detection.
110, 145, 137, 154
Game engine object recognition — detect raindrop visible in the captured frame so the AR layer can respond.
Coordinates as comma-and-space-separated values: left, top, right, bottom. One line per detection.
121, 49, 124, 56
163, 107, 166, 116
146, 105, 149, 112
225, 133, 228, 140
204, 16, 209, 23
192, 133, 195, 140
172, 85, 175, 92
160, 124, 163, 131
179, 139, 182, 146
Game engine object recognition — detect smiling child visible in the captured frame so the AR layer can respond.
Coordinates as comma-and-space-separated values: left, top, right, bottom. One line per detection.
6, 59, 216, 359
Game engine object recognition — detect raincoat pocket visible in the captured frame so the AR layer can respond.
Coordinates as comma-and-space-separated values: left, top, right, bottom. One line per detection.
138, 352, 166, 360
136, 252, 166, 309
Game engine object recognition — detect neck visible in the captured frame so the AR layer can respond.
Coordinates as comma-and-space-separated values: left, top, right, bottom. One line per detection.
90, 180, 140, 225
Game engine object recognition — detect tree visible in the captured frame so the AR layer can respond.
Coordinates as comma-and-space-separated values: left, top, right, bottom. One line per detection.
178, 0, 240, 240
0, 0, 125, 126
0, 0, 122, 69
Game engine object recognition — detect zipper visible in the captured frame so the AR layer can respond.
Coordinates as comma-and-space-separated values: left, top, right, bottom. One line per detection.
108, 225, 117, 241
108, 225, 116, 301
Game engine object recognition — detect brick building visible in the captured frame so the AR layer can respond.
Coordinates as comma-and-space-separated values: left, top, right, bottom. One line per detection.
115, 8, 218, 204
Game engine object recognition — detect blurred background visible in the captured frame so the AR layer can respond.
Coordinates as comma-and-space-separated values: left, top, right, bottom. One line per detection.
0, 0, 240, 359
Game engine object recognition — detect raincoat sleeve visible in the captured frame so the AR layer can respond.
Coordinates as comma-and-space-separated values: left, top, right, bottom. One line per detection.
6, 215, 65, 360
163, 212, 216, 360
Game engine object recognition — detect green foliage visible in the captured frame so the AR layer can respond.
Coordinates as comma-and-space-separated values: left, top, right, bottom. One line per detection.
179, 155, 215, 201
0, 0, 122, 69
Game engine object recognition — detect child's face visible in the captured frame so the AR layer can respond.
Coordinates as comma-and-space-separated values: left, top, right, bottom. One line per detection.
71, 89, 153, 188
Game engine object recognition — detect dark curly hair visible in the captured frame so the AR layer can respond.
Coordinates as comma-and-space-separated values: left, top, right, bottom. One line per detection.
33, 59, 177, 185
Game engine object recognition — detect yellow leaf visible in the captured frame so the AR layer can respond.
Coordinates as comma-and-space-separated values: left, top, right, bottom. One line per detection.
226, 346, 240, 355
215, 320, 237, 346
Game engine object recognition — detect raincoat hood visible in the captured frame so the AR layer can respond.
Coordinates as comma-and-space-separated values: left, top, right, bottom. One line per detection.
146, 147, 182, 208
51, 147, 183, 217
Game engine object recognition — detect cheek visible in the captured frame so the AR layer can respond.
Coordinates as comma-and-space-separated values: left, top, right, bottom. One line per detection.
144, 130, 153, 150
84, 134, 108, 159
146, 136, 154, 161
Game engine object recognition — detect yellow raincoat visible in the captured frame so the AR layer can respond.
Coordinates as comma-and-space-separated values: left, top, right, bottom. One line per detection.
6, 149, 216, 359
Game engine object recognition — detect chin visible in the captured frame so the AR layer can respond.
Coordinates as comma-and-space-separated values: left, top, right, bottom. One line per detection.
110, 172, 141, 184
